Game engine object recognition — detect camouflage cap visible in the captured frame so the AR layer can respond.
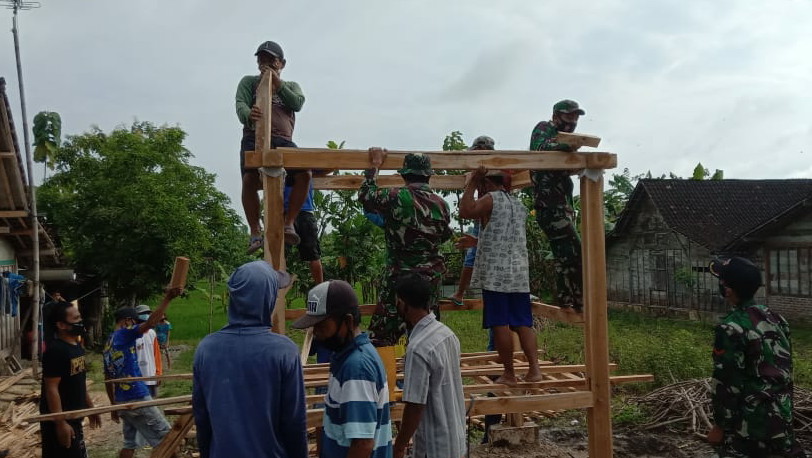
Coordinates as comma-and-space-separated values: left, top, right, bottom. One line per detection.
553, 99, 586, 115
470, 135, 495, 151
397, 153, 433, 176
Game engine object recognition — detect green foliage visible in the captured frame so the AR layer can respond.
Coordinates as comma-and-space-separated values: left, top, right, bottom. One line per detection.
32, 111, 62, 169
442, 131, 467, 152
37, 121, 249, 303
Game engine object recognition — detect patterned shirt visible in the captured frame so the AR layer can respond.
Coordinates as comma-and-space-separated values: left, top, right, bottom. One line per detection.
471, 191, 530, 292
359, 173, 453, 274
322, 333, 392, 458
103, 326, 150, 402
402, 314, 466, 458
529, 120, 571, 152
711, 300, 800, 454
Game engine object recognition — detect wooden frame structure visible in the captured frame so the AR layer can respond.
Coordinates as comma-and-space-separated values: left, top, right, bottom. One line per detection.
246, 72, 619, 456
23, 72, 627, 457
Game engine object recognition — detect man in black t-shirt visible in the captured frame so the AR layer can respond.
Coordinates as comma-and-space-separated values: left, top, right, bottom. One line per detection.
40, 301, 101, 458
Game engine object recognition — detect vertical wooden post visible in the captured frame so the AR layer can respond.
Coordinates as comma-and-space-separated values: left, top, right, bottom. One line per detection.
580, 175, 613, 457
255, 71, 288, 334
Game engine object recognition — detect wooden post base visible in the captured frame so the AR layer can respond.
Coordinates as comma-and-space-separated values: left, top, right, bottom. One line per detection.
488, 422, 539, 446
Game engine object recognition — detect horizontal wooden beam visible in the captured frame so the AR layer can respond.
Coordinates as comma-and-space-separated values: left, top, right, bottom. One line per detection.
0, 210, 27, 218
0, 151, 14, 158
532, 302, 585, 325
23, 395, 192, 423
312, 170, 534, 191
284, 299, 482, 321
244, 148, 617, 171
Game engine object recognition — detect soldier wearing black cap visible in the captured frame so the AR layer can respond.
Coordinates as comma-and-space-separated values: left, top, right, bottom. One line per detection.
529, 99, 586, 312
708, 257, 805, 457
236, 40, 315, 258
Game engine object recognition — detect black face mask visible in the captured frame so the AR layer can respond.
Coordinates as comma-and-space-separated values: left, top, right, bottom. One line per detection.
65, 321, 85, 336
319, 317, 351, 352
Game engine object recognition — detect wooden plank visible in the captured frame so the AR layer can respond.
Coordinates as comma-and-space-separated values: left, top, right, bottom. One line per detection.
245, 149, 617, 171
23, 395, 192, 423
285, 299, 481, 320
300, 328, 314, 366
532, 302, 585, 324
0, 226, 9, 234
580, 175, 613, 456
312, 171, 533, 191
557, 132, 601, 149
0, 211, 27, 218
254, 71, 281, 167
0, 151, 14, 158
150, 412, 195, 458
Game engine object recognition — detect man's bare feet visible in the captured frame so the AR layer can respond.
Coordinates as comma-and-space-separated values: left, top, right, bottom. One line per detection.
523, 371, 544, 383
495, 373, 518, 387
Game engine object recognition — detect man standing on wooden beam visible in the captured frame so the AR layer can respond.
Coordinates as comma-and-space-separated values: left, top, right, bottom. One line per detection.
360, 149, 453, 350
236, 40, 307, 253
529, 99, 585, 312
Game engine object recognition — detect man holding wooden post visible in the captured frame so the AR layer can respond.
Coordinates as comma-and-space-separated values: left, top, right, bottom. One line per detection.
236, 40, 308, 252
102, 286, 183, 458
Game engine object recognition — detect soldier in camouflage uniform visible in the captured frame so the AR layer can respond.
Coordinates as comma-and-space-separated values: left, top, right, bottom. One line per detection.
708, 257, 805, 458
359, 149, 453, 346
529, 99, 585, 311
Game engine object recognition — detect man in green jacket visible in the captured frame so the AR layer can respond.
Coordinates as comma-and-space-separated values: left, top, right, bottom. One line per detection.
236, 40, 307, 252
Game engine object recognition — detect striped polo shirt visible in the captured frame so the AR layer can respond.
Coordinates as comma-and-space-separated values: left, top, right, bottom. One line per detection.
322, 333, 392, 458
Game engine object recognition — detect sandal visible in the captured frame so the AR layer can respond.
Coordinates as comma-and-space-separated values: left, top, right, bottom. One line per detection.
284, 225, 300, 246
246, 235, 264, 254
444, 296, 465, 307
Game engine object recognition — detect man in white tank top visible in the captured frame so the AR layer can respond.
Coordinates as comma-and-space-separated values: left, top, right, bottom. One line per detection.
459, 168, 542, 386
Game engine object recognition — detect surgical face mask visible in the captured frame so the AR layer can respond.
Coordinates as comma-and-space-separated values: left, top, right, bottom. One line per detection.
319, 317, 351, 352
64, 321, 85, 336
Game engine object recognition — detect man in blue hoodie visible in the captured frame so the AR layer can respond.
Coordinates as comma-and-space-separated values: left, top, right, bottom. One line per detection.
192, 261, 306, 458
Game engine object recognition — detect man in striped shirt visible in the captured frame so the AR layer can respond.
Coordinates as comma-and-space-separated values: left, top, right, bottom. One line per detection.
292, 280, 393, 458
393, 273, 466, 458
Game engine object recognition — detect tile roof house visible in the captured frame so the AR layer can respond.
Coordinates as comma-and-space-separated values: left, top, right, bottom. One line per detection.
606, 179, 812, 318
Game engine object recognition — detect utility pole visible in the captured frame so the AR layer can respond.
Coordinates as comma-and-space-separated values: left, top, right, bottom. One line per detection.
3, 0, 41, 376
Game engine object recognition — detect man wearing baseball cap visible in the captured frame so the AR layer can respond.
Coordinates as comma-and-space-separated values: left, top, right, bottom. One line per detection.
192, 261, 306, 458
707, 257, 804, 457
237, 40, 318, 259
103, 287, 182, 458
529, 99, 586, 312
359, 149, 453, 349
292, 280, 393, 458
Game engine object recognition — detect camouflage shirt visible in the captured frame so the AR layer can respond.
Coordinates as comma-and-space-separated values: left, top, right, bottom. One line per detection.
359, 171, 453, 273
711, 300, 801, 455
529, 120, 571, 152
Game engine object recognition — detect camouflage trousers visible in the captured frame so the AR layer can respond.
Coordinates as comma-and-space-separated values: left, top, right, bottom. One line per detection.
533, 171, 583, 310
715, 434, 806, 458
368, 267, 442, 347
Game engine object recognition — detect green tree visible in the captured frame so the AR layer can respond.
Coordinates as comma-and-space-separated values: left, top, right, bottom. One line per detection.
32, 111, 62, 172
38, 121, 248, 303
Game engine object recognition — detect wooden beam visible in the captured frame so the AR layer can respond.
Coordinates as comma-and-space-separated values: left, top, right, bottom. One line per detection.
532, 302, 585, 324
285, 299, 482, 321
23, 395, 192, 423
0, 210, 27, 218
150, 412, 195, 458
312, 170, 534, 191
0, 226, 8, 233
557, 132, 601, 149
580, 175, 614, 456
244, 148, 617, 172
0, 151, 14, 158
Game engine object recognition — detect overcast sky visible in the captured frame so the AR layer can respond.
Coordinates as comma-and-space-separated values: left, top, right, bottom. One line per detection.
2, 0, 811, 218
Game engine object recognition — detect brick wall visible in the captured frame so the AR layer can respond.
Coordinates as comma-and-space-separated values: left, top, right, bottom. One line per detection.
766, 295, 811, 320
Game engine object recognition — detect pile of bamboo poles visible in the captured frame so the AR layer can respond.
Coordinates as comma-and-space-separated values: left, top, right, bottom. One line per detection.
0, 369, 40, 458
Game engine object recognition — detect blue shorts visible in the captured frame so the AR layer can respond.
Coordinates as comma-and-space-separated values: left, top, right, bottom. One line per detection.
482, 290, 532, 328
119, 397, 171, 449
